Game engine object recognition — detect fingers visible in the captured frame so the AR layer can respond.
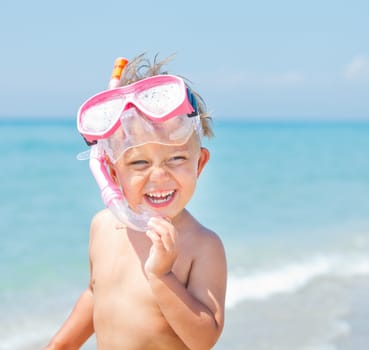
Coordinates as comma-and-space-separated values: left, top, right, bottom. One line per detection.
147, 217, 178, 253
146, 228, 161, 242
144, 217, 179, 278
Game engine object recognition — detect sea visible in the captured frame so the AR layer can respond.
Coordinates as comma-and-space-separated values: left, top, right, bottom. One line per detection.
1, 118, 369, 350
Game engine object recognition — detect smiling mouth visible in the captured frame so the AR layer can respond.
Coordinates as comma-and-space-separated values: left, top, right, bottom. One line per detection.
145, 190, 176, 205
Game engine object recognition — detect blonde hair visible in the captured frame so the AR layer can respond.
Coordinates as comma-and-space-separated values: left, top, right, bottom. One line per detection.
119, 53, 214, 138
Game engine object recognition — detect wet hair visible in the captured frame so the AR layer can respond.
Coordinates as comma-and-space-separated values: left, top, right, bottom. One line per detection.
120, 53, 214, 138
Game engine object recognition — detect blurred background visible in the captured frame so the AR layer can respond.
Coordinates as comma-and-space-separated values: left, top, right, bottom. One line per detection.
1, 1, 368, 349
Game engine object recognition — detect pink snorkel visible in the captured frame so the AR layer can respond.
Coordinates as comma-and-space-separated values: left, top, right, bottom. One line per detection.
88, 58, 152, 231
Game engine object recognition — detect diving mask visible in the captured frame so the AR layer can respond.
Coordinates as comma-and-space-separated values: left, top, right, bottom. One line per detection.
77, 74, 199, 145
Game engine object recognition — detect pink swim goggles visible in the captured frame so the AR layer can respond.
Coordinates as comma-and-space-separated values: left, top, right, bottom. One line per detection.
77, 74, 200, 147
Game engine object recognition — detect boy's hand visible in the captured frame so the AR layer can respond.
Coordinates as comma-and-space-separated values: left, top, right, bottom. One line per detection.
144, 217, 178, 278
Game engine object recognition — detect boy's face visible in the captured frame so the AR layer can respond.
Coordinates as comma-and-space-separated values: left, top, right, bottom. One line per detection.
112, 134, 209, 220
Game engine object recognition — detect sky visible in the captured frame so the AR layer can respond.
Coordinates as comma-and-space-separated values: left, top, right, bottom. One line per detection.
1, 0, 369, 120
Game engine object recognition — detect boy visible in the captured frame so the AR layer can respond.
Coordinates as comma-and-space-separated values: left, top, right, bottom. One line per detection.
44, 54, 227, 350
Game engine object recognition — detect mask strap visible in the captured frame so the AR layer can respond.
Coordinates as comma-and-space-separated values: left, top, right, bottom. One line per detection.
186, 88, 199, 118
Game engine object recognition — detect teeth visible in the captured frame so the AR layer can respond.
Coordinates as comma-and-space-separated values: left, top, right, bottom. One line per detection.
146, 190, 175, 204
146, 190, 175, 199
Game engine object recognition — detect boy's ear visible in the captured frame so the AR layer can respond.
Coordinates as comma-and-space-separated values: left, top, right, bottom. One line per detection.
197, 147, 210, 177
105, 156, 119, 184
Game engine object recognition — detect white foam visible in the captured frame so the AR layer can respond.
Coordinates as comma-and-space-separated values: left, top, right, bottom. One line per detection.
0, 329, 53, 350
226, 254, 369, 308
0, 326, 96, 350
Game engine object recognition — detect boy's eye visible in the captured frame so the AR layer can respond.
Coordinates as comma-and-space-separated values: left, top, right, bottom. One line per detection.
129, 160, 149, 169
167, 155, 187, 166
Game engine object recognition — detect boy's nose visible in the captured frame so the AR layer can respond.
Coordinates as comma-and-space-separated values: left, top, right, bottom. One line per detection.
148, 165, 170, 182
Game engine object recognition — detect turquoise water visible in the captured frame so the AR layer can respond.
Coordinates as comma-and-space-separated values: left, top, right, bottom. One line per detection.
1, 118, 369, 349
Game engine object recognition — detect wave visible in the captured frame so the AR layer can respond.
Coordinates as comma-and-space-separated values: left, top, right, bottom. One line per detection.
226, 253, 369, 308
1, 326, 96, 350
1, 329, 52, 350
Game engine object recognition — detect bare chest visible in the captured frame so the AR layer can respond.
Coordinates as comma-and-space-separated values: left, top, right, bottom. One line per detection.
91, 228, 193, 288
90, 230, 192, 349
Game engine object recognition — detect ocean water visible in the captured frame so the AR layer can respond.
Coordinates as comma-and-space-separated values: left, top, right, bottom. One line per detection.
1, 118, 369, 349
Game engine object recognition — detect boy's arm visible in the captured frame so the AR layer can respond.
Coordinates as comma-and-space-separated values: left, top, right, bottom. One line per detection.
42, 287, 94, 350
145, 218, 227, 350
43, 211, 102, 350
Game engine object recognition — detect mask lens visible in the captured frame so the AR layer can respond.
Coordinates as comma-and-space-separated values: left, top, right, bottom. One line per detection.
136, 82, 183, 118
79, 95, 125, 135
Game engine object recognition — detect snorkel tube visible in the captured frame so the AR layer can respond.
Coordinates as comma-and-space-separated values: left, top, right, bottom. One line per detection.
89, 144, 152, 231
88, 57, 152, 231
108, 57, 128, 89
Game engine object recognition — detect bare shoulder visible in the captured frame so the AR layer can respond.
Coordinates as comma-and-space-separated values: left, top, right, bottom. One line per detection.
88, 209, 120, 254
182, 212, 226, 260
180, 211, 227, 272
196, 227, 226, 264
90, 208, 115, 227
89, 209, 117, 237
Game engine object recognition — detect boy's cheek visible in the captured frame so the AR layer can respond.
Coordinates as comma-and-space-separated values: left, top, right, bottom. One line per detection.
120, 177, 147, 204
